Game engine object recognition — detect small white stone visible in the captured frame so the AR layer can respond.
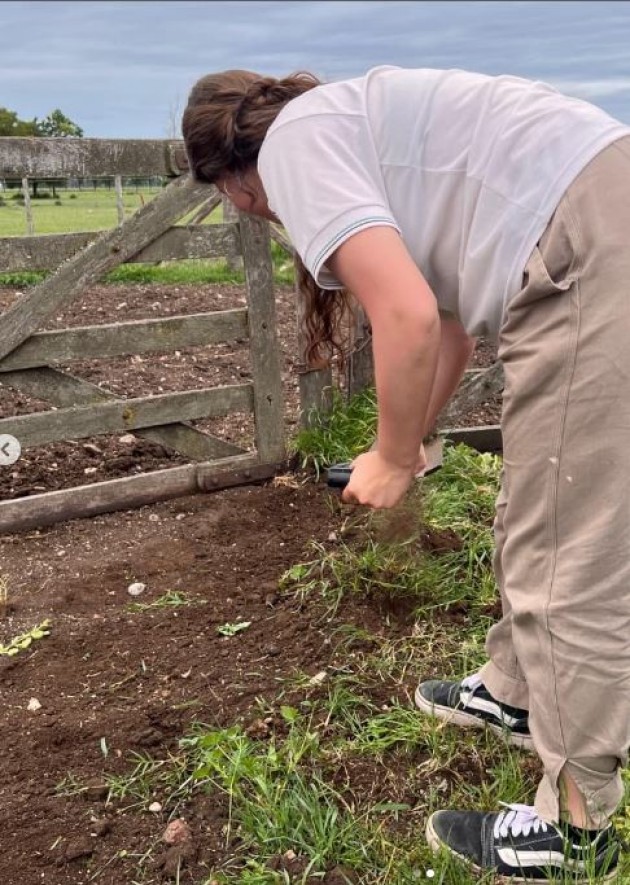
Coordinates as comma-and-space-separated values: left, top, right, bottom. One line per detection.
127, 582, 146, 597
308, 671, 327, 686
118, 434, 136, 445
148, 801, 162, 813
148, 514, 160, 523
27, 697, 42, 712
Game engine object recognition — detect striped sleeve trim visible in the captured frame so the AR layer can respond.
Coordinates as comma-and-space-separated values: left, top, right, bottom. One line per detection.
312, 216, 399, 272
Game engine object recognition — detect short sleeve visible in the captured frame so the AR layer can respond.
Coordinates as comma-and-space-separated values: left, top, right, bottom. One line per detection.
258, 112, 400, 289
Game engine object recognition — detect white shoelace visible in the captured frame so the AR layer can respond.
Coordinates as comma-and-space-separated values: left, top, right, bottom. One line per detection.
461, 672, 483, 692
494, 803, 550, 840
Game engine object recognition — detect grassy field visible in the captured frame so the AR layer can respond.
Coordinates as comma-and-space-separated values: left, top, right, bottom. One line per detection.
0, 187, 171, 236
0, 187, 294, 287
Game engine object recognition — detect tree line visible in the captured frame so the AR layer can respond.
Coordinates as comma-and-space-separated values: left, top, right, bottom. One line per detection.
0, 107, 84, 197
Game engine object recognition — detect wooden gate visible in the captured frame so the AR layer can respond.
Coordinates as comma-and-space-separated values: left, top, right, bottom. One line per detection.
0, 138, 285, 532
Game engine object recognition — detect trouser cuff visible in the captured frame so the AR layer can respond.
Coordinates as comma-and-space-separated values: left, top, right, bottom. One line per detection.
479, 659, 530, 710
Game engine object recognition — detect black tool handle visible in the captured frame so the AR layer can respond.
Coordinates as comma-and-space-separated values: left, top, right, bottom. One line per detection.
326, 461, 353, 489
326, 456, 442, 490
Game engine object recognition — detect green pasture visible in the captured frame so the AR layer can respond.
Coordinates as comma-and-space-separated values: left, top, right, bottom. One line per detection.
0, 186, 173, 236
0, 186, 295, 287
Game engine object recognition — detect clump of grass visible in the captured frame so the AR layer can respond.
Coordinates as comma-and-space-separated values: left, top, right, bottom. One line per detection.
291, 386, 378, 476
106, 258, 246, 286
126, 589, 203, 612
281, 443, 501, 617
0, 270, 47, 286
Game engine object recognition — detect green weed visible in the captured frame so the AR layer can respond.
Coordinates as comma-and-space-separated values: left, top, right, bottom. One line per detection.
126, 590, 203, 613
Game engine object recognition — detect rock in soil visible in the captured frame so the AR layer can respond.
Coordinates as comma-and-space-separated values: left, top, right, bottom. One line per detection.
161, 818, 192, 846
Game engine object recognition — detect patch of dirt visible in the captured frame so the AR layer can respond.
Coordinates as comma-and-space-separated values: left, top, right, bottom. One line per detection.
0, 477, 499, 885
0, 280, 502, 882
0, 482, 363, 883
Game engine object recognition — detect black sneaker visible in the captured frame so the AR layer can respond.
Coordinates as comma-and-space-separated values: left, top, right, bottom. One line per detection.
426, 803, 620, 882
415, 672, 533, 749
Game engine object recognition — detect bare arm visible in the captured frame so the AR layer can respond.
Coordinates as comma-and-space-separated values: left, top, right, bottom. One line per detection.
327, 226, 440, 508
424, 314, 477, 436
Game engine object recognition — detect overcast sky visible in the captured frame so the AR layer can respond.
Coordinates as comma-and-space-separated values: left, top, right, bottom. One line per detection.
3, 0, 630, 137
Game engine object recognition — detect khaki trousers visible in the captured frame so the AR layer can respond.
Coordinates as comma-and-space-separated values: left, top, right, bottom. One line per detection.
479, 135, 630, 827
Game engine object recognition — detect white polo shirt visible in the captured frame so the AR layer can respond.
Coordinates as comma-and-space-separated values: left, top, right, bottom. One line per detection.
258, 66, 629, 338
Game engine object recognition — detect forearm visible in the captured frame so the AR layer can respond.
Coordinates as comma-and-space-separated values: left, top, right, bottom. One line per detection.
423, 316, 477, 435
372, 307, 441, 470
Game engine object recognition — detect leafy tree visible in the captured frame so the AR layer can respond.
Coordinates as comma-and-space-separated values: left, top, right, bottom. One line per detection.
37, 109, 83, 138
0, 107, 38, 136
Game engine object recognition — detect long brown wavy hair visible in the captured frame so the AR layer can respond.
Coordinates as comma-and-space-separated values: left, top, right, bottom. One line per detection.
182, 69, 351, 368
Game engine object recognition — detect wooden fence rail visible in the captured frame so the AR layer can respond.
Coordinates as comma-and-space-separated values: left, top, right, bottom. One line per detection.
0, 136, 286, 532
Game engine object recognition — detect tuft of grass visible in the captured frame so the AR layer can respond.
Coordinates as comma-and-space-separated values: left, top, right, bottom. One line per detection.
281, 444, 501, 620
291, 387, 378, 476
126, 589, 203, 613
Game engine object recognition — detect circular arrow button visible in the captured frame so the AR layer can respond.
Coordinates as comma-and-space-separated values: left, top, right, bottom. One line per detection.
0, 434, 21, 466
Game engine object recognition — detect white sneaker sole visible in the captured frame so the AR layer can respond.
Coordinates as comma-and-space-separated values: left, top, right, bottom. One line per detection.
425, 814, 619, 883
414, 684, 534, 751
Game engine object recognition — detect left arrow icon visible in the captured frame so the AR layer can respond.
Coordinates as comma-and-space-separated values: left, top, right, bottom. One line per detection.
0, 435, 21, 466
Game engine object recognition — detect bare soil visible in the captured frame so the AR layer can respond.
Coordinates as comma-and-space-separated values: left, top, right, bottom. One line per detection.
0, 280, 501, 883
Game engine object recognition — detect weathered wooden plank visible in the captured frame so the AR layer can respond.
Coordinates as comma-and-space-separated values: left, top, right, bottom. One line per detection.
239, 213, 285, 462
0, 367, 245, 461
442, 425, 503, 452
0, 231, 95, 271
222, 197, 243, 272
0, 464, 199, 534
0, 223, 240, 272
0, 310, 248, 370
0, 138, 188, 178
0, 175, 211, 361
131, 223, 240, 264
0, 453, 280, 534
196, 457, 283, 491
0, 383, 253, 448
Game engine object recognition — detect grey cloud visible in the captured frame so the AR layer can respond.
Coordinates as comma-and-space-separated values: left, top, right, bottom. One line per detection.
2, 0, 630, 137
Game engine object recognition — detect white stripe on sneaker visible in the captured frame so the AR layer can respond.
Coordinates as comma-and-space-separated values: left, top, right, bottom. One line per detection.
460, 691, 523, 728
497, 848, 590, 871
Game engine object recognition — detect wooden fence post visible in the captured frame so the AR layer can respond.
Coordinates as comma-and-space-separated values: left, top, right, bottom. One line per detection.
222, 196, 243, 271
239, 212, 285, 462
21, 177, 34, 235
114, 175, 124, 225
345, 303, 374, 398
